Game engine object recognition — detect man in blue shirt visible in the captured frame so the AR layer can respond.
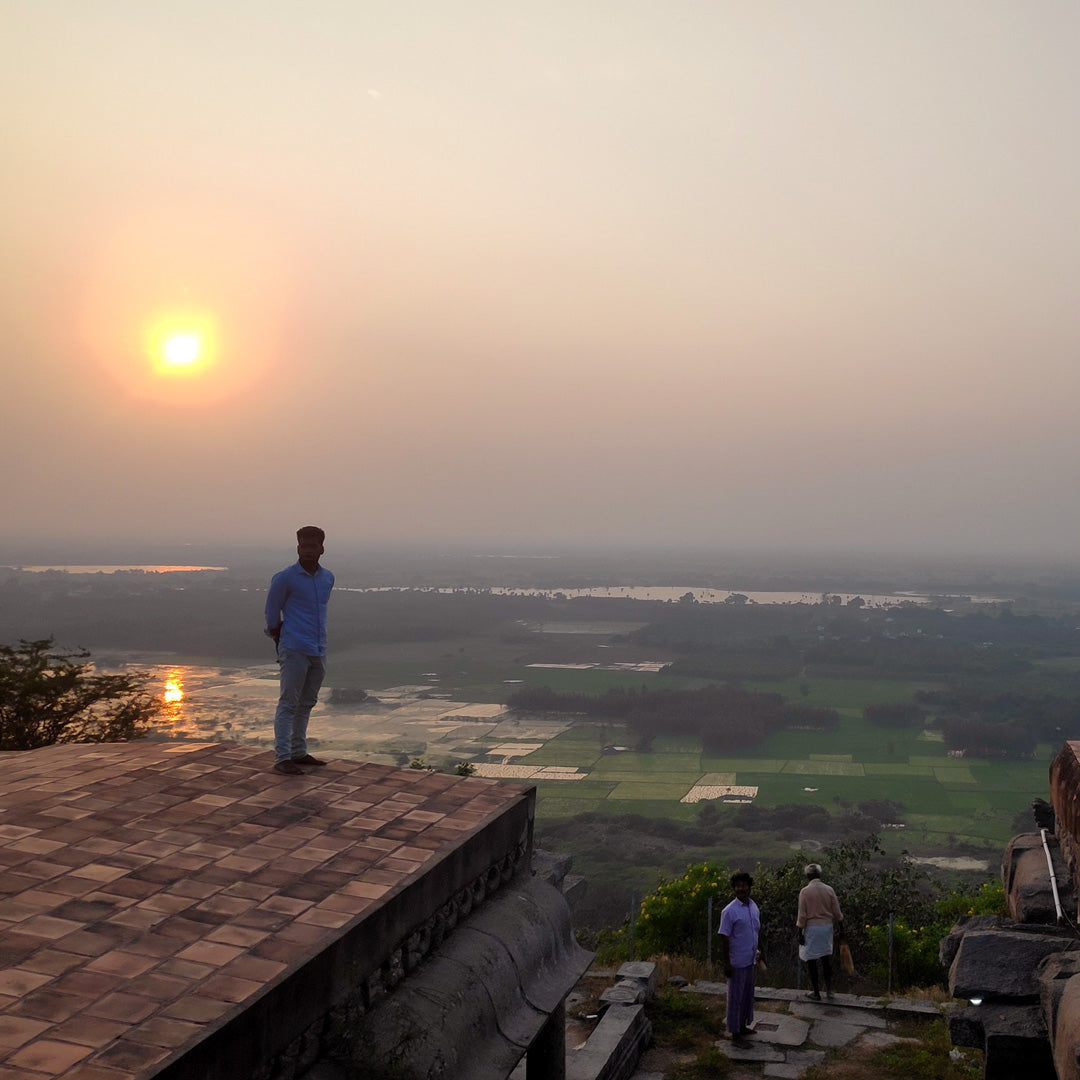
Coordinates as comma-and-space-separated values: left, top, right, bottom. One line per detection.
265, 525, 334, 775
718, 871, 763, 1049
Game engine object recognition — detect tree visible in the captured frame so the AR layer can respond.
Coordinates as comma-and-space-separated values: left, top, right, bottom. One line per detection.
0, 638, 158, 751
635, 861, 730, 960
752, 834, 935, 975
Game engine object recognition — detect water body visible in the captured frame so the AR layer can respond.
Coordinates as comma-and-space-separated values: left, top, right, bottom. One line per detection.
8, 565, 227, 573
342, 585, 1006, 606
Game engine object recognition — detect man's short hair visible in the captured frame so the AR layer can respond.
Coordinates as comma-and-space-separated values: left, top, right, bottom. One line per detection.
804, 863, 822, 879
297, 525, 325, 543
731, 871, 753, 888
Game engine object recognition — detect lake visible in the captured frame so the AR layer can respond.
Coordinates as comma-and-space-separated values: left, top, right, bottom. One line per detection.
340, 585, 1007, 606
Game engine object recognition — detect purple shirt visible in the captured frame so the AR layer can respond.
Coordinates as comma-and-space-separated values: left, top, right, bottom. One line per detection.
719, 897, 760, 968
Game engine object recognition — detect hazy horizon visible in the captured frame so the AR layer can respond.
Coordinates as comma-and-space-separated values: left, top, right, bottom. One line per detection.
4, 3, 1079, 561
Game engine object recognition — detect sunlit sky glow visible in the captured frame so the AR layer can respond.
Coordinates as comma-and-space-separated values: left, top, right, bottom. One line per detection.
3, 2, 1079, 559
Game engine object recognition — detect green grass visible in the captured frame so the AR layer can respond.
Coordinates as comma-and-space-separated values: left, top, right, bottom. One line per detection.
532, 781, 618, 799
591, 754, 703, 778
746, 676, 930, 708
781, 760, 865, 776
933, 766, 979, 786
651, 734, 705, 754
607, 781, 697, 800
865, 764, 936, 777
536, 796, 612, 818
969, 759, 1054, 791
699, 757, 787, 773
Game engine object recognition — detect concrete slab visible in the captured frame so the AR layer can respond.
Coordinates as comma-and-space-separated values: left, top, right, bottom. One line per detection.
750, 1013, 811, 1047
807, 1020, 866, 1047
792, 1001, 889, 1028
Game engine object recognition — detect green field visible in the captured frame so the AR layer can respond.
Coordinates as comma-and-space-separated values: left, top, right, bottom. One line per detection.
500, 675, 1052, 855
338, 635, 1049, 858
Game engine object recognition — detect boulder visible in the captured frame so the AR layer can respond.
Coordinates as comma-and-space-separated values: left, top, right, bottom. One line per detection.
948, 1003, 1055, 1080
949, 928, 1080, 1002
1003, 833, 1074, 924
1039, 953, 1080, 1080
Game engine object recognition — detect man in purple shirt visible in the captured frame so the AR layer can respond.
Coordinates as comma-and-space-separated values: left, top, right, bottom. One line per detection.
265, 526, 334, 775
718, 871, 763, 1049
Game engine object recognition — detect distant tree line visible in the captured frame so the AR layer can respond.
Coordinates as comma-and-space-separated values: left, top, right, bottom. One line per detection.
507, 685, 839, 749
660, 644, 803, 681
863, 703, 926, 728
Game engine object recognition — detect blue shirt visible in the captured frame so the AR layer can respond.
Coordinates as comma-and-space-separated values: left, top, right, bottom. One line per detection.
718, 897, 760, 968
265, 562, 334, 656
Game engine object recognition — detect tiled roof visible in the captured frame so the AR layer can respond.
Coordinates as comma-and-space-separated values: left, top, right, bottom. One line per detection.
0, 742, 529, 1079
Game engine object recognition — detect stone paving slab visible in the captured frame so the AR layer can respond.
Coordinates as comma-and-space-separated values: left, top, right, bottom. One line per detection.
791, 1001, 889, 1028
749, 1013, 810, 1047
0, 741, 532, 1080
700, 983, 891, 1012
807, 1019, 866, 1047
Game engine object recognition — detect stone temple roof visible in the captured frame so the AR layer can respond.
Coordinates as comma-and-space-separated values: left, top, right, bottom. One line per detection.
0, 742, 532, 1080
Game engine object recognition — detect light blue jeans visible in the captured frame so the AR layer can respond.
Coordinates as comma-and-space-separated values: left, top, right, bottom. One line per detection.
273, 647, 326, 763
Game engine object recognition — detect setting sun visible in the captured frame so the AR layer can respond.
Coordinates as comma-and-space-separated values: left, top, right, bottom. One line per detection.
146, 313, 218, 379
163, 333, 200, 366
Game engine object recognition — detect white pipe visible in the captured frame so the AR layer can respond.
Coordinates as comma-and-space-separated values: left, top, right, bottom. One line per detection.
1040, 827, 1064, 925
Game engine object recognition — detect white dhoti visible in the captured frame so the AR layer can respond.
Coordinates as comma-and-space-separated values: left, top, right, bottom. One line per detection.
799, 923, 833, 962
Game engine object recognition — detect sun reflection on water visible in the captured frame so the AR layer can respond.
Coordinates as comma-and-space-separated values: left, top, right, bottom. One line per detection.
163, 673, 184, 708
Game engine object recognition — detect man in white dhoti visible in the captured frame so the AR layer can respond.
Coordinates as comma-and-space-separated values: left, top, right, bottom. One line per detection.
796, 863, 843, 1000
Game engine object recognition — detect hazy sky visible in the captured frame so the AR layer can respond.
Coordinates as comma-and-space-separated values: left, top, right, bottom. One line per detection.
4, 2, 1079, 559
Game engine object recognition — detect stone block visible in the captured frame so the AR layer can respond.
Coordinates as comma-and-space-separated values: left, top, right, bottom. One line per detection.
948, 1003, 1055, 1080
938, 914, 1012, 969
616, 961, 658, 998
599, 982, 646, 1011
1004, 833, 1074, 924
567, 1003, 651, 1080
563, 874, 588, 911
948, 928, 1080, 1002
1039, 955, 1080, 1080
532, 848, 573, 890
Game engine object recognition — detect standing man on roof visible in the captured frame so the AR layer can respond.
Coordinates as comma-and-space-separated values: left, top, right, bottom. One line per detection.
265, 525, 334, 775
